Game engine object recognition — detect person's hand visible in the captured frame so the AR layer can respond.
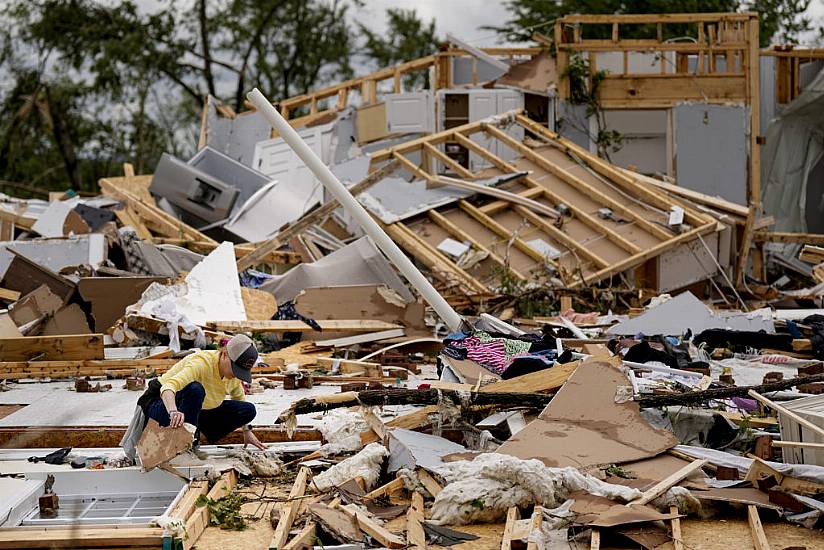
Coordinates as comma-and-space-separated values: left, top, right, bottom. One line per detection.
243, 429, 266, 451
168, 411, 185, 429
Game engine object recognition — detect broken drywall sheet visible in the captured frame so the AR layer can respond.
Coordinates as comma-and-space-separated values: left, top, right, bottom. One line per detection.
494, 51, 558, 94
259, 237, 414, 304
176, 241, 246, 326
387, 429, 468, 473
0, 234, 106, 279
606, 291, 774, 336
137, 418, 195, 471
496, 360, 678, 469
30, 198, 81, 238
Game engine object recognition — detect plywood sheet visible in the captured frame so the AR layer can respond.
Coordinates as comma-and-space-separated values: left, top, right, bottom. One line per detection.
497, 360, 678, 468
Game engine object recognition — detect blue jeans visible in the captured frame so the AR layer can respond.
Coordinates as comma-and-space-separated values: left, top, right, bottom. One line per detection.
145, 381, 257, 443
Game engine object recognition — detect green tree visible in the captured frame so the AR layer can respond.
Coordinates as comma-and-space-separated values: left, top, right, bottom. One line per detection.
488, 0, 814, 46
359, 8, 440, 88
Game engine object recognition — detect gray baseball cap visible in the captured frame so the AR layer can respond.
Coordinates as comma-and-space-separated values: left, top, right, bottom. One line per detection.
226, 334, 259, 383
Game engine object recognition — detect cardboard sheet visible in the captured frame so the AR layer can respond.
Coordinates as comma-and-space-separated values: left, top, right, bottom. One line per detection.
9, 285, 62, 326
78, 276, 167, 332
496, 360, 678, 468
569, 493, 680, 528
41, 304, 92, 336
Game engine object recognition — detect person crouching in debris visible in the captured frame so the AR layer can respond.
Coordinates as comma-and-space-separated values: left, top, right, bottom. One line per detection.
120, 334, 266, 463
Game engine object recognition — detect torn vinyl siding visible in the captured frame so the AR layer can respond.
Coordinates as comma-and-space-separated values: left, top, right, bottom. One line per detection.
673, 103, 748, 205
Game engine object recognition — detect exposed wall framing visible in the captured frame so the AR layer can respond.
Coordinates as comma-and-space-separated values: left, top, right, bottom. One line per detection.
554, 13, 759, 284
370, 110, 718, 294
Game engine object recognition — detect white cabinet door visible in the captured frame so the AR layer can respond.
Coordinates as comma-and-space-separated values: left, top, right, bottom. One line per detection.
385, 92, 434, 134
468, 91, 498, 170
496, 90, 524, 162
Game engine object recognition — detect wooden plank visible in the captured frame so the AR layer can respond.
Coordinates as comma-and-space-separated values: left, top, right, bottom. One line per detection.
0, 334, 104, 362
748, 505, 771, 550
207, 320, 402, 334
501, 506, 519, 550
283, 521, 316, 550
416, 468, 443, 498
482, 360, 581, 394
406, 491, 426, 550
184, 470, 237, 550
0, 288, 20, 302
428, 209, 527, 280
773, 440, 824, 450
590, 528, 600, 550
340, 504, 406, 549
0, 527, 164, 549
629, 460, 708, 506
316, 357, 383, 377
364, 477, 405, 501
270, 467, 310, 550
669, 506, 684, 550
237, 159, 401, 271
169, 480, 210, 521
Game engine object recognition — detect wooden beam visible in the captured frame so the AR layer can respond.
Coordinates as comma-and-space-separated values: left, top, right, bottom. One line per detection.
422, 142, 474, 177
738, 15, 761, 286
748, 505, 771, 550
629, 460, 708, 506
363, 477, 405, 501
283, 521, 316, 550
669, 506, 684, 550
458, 200, 554, 267
0, 334, 104, 362
270, 467, 310, 550
451, 131, 641, 255
236, 159, 401, 271
501, 506, 519, 550
206, 320, 403, 334
525, 506, 543, 550
513, 206, 610, 269
385, 222, 488, 294
416, 468, 443, 498
483, 124, 672, 242
590, 528, 600, 550
428, 209, 527, 280
406, 491, 426, 550
340, 504, 406, 549
754, 231, 824, 245
773, 440, 824, 450
0, 527, 164, 549
185, 470, 237, 550
152, 238, 300, 265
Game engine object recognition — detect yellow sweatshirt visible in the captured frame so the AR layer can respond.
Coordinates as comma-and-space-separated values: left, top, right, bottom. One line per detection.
158, 350, 245, 410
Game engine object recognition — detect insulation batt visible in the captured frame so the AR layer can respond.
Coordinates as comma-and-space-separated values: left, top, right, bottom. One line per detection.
430, 453, 643, 525
317, 409, 370, 457
313, 443, 388, 491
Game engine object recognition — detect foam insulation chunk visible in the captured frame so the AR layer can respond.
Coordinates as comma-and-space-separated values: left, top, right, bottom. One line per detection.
429, 453, 642, 525
313, 443, 388, 491
316, 409, 370, 457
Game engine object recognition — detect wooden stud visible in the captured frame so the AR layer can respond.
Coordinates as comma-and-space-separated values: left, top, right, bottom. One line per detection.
458, 200, 554, 267
0, 334, 104, 362
422, 142, 473, 177
406, 491, 425, 550
501, 506, 519, 550
270, 467, 310, 550
283, 521, 316, 550
629, 460, 708, 506
416, 469, 443, 498
669, 505, 684, 550
206, 320, 402, 334
340, 504, 406, 549
483, 123, 672, 243
428, 209, 527, 281
185, 470, 237, 549
590, 528, 600, 550
748, 390, 824, 440
748, 505, 771, 550
363, 477, 405, 501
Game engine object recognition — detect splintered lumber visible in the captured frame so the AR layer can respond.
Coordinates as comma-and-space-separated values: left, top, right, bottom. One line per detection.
629, 460, 708, 506
748, 390, 824, 440
270, 467, 310, 550
748, 505, 771, 550
283, 521, 317, 550
406, 491, 426, 550
0, 334, 104, 361
207, 320, 403, 334
340, 504, 406, 549
184, 470, 237, 549
636, 373, 824, 408
669, 506, 684, 550
363, 477, 405, 501
309, 503, 361, 543
501, 506, 520, 550
416, 469, 443, 497
590, 529, 600, 550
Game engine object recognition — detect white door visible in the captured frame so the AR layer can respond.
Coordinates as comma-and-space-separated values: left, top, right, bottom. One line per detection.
496, 90, 524, 162
385, 92, 434, 134
468, 90, 498, 170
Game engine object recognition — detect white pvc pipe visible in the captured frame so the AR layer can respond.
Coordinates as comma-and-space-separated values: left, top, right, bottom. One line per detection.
246, 88, 464, 332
